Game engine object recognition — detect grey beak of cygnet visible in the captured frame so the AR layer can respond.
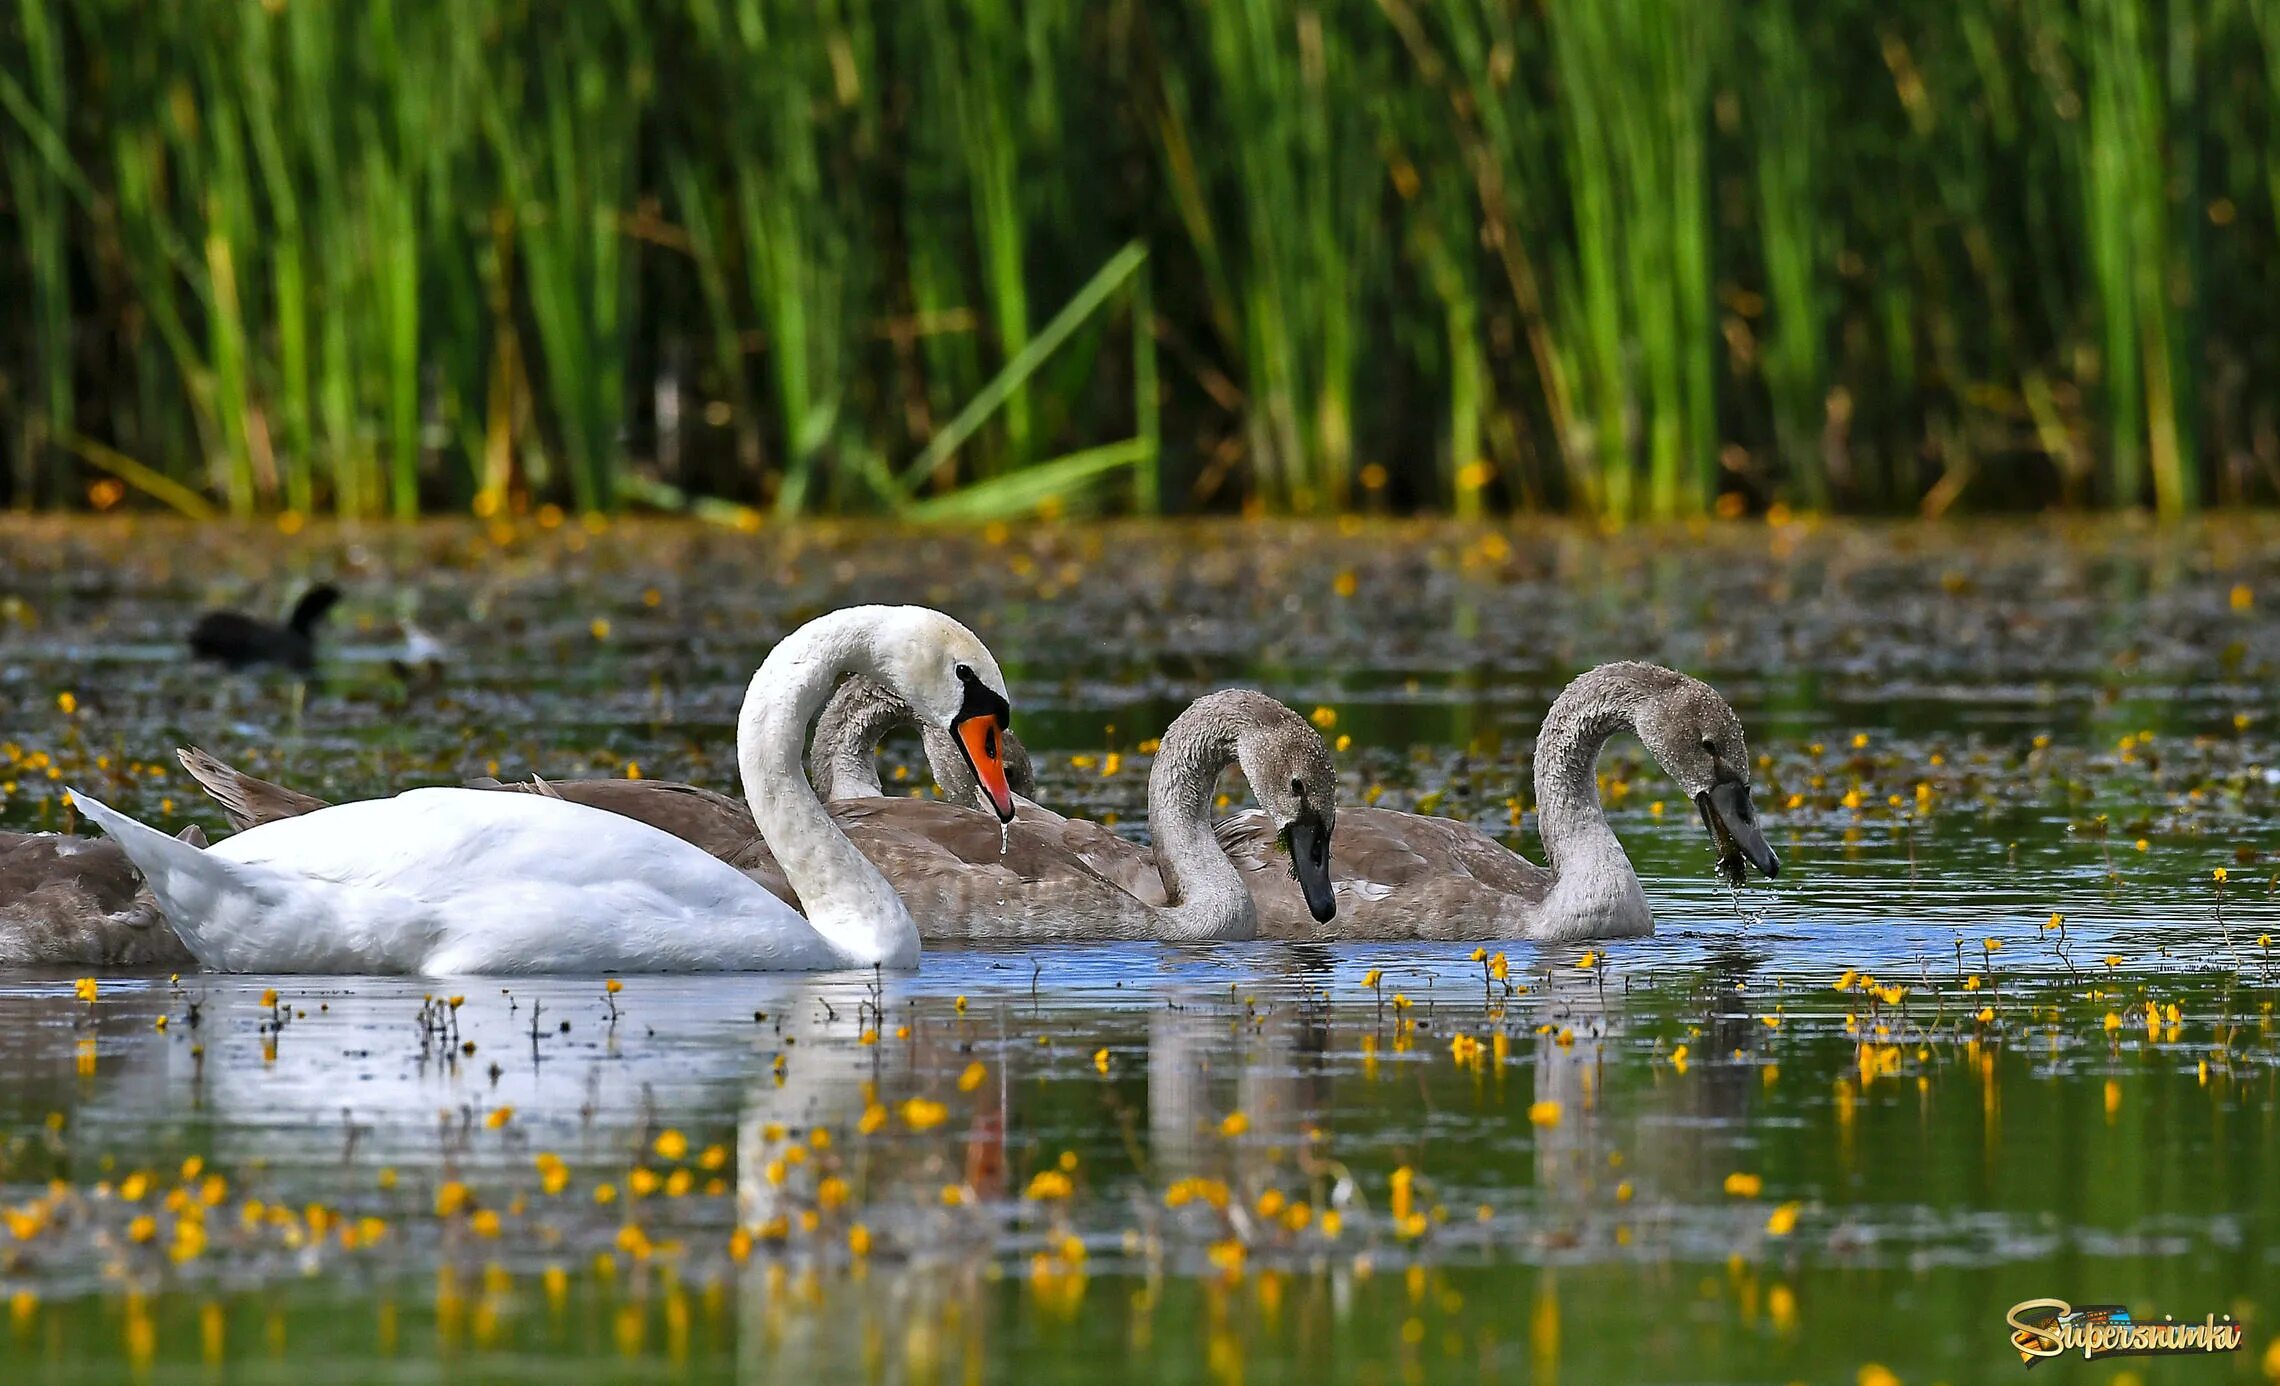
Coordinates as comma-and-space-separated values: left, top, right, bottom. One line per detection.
1697, 781, 1779, 885
1287, 814, 1337, 922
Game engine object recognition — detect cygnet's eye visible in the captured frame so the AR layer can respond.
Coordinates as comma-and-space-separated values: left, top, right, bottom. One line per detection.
1289, 777, 1304, 796
1700, 737, 1717, 755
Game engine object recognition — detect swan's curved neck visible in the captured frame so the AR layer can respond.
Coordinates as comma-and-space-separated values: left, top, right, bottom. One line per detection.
1146, 697, 1259, 942
1532, 665, 1655, 879
740, 612, 920, 964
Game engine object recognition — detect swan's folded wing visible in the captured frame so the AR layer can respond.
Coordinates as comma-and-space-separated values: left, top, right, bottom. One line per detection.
1050, 816, 1164, 907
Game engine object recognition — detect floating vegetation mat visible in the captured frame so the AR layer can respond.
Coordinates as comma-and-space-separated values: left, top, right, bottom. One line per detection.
2, 516, 2278, 1382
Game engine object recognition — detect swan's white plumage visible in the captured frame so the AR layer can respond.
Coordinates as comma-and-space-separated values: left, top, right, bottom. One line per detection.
72, 787, 850, 974
68, 602, 1007, 976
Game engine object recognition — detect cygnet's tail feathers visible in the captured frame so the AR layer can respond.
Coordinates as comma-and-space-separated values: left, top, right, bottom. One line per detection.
176, 747, 331, 830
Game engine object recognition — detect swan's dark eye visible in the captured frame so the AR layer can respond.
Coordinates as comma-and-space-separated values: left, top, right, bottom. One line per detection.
955, 663, 974, 682
1701, 737, 1717, 755
1289, 777, 1304, 796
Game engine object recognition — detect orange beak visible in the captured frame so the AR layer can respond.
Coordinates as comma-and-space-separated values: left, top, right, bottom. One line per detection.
955, 714, 1017, 821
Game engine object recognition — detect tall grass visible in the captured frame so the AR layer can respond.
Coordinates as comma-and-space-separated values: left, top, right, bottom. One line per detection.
4, 0, 2279, 519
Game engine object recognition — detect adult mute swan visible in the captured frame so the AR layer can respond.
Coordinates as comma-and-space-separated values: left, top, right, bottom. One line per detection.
183, 687, 1337, 944
1216, 662, 1779, 941
72, 606, 1017, 975
173, 674, 1041, 910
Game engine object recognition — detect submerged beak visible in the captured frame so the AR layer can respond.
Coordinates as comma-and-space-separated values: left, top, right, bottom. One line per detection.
1696, 781, 1780, 886
955, 714, 1017, 823
1286, 815, 1337, 923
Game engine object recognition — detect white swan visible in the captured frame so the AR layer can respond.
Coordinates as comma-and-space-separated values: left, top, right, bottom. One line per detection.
70, 606, 1018, 975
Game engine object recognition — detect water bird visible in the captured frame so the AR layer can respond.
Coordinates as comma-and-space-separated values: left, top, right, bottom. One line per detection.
1216, 662, 1778, 940
182, 686, 1335, 941
0, 826, 201, 966
175, 674, 1043, 904
74, 606, 1017, 974
187, 583, 342, 673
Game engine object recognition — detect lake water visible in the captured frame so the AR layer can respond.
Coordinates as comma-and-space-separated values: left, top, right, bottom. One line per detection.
2, 516, 2276, 1383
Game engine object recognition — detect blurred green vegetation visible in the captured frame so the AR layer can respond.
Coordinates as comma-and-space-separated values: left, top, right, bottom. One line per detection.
4, 0, 2280, 520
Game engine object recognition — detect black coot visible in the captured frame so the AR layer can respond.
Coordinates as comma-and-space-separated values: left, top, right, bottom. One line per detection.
188, 583, 341, 673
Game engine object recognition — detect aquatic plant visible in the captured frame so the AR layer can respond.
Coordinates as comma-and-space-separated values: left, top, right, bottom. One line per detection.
4, 1, 2279, 518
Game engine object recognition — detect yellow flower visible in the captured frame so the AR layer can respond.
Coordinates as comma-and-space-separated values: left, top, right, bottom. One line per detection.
259, 988, 278, 1009
1832, 968, 1858, 992
604, 978, 623, 994
470, 1209, 502, 1238
127, 1215, 157, 1244
901, 1098, 948, 1132
1219, 1112, 1250, 1138
1092, 1049, 1110, 1075
1469, 947, 1487, 963
434, 1182, 473, 1217
958, 1061, 987, 1092
72, 977, 96, 1003
1362, 969, 1383, 989
485, 1107, 514, 1130
1024, 1171, 1073, 1201
847, 1224, 872, 1257
1982, 938, 2001, 952
2213, 866, 2228, 883
653, 1130, 688, 1162
817, 1176, 849, 1211
1765, 1202, 1800, 1236
1527, 1101, 1561, 1127
1577, 951, 1598, 969
1722, 1172, 1763, 1198
1309, 706, 1337, 730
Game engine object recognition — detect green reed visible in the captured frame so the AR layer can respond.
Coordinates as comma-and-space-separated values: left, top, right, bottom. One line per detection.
2, 0, 2277, 519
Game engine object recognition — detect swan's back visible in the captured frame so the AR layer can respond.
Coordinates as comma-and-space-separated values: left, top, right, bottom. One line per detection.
1222, 805, 1554, 940
195, 789, 830, 973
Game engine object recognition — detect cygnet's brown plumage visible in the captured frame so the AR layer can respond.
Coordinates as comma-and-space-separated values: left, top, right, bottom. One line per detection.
0, 825, 203, 966
1217, 662, 1778, 941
